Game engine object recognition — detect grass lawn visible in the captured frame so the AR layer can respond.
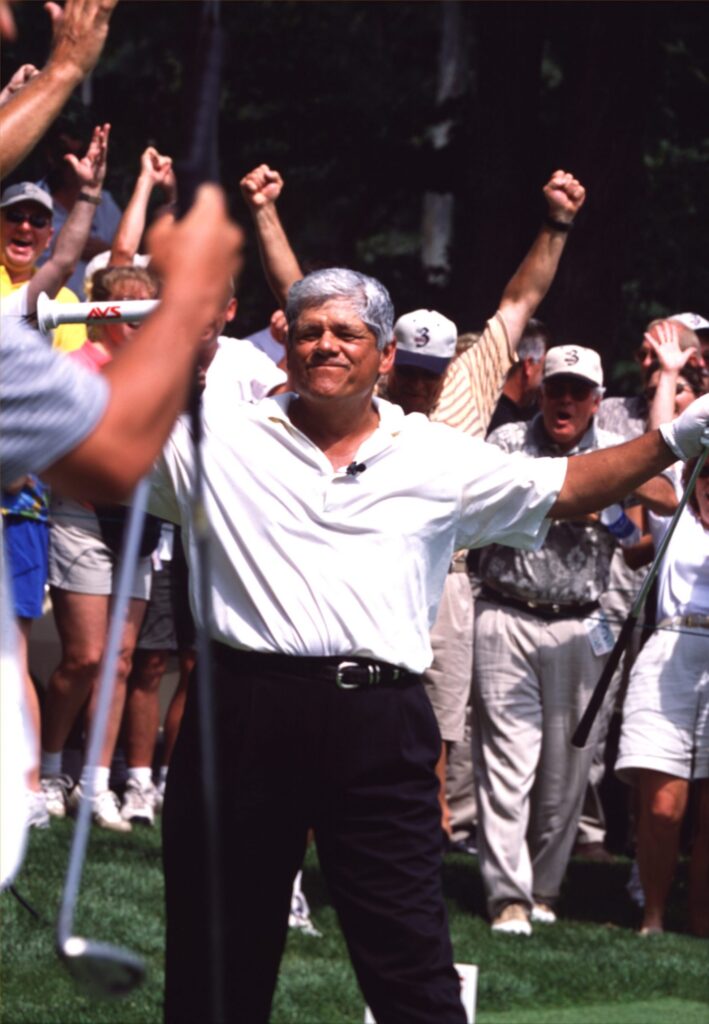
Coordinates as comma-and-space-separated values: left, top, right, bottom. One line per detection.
2, 821, 707, 1023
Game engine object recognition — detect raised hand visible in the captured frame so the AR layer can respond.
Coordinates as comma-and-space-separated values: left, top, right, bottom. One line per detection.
140, 146, 173, 186
65, 122, 110, 191
543, 169, 586, 224
240, 164, 284, 210
45, 0, 118, 78
644, 320, 692, 374
0, 64, 39, 108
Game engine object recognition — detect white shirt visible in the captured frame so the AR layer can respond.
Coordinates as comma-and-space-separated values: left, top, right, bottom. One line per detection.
650, 507, 709, 621
203, 336, 286, 418
148, 396, 566, 672
245, 324, 286, 366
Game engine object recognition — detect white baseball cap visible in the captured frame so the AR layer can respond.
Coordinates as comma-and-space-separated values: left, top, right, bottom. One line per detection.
669, 312, 709, 332
543, 344, 604, 388
393, 309, 458, 374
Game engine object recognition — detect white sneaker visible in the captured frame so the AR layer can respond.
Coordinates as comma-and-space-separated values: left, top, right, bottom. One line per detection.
121, 779, 157, 826
68, 784, 132, 833
154, 777, 166, 814
531, 902, 557, 924
27, 789, 50, 829
491, 902, 532, 936
40, 774, 74, 818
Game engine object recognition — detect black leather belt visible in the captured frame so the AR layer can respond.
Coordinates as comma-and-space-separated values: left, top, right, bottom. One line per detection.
213, 642, 417, 689
480, 586, 600, 622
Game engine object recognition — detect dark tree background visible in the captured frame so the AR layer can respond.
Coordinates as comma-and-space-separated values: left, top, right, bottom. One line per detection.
4, 1, 708, 391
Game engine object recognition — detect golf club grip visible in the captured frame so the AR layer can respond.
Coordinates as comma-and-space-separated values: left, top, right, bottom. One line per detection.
572, 614, 637, 748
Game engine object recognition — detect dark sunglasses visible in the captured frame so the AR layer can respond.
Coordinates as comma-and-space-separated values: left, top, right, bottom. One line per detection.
644, 383, 690, 402
543, 377, 595, 401
3, 208, 51, 229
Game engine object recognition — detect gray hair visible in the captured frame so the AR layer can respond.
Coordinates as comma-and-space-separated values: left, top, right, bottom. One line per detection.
285, 268, 395, 351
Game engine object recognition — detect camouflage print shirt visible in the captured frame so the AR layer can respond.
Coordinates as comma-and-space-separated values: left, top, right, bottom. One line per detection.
596, 395, 647, 440
479, 415, 626, 607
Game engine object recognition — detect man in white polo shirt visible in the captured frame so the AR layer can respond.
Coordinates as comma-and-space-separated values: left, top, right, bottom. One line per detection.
149, 267, 709, 1024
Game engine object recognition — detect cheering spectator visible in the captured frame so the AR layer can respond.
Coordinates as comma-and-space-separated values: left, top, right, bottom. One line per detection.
40, 266, 162, 832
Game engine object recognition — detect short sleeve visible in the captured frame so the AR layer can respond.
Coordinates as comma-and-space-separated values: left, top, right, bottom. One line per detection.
0, 316, 109, 486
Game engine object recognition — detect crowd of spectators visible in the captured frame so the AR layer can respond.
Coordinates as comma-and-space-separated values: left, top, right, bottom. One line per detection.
1, 3, 707, 1020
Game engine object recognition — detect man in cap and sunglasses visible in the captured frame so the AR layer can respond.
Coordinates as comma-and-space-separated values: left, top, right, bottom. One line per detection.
471, 344, 675, 936
0, 172, 99, 351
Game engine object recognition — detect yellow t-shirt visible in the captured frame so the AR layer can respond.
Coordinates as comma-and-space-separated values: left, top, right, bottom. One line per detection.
0, 265, 87, 352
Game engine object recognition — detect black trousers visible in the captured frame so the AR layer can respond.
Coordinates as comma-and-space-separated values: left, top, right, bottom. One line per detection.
163, 646, 466, 1024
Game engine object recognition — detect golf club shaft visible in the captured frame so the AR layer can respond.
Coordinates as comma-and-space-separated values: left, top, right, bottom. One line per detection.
572, 445, 709, 748
36, 292, 158, 335
57, 477, 151, 948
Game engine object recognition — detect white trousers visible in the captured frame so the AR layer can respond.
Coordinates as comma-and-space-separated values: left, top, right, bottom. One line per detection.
472, 600, 609, 917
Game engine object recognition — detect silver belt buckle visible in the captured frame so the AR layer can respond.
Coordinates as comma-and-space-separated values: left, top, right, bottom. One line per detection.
335, 661, 382, 688
335, 660, 363, 689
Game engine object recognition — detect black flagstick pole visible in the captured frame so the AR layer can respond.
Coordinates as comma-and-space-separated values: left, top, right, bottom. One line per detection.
174, 3, 225, 1021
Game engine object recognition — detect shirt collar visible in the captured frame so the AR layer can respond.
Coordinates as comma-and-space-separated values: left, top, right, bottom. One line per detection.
263, 392, 406, 436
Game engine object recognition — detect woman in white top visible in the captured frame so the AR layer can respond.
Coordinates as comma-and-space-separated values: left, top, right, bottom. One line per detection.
616, 320, 708, 936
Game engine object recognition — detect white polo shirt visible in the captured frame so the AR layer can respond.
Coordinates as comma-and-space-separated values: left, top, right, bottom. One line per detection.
148, 395, 566, 672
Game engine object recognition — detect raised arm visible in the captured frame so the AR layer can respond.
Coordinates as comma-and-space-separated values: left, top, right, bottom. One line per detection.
498, 170, 586, 348
550, 396, 709, 519
42, 185, 242, 500
111, 147, 176, 265
431, 170, 586, 437
240, 163, 303, 308
0, 0, 118, 175
644, 320, 694, 431
25, 123, 109, 311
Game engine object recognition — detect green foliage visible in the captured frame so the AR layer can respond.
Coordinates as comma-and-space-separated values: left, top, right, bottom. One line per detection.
2, 3, 708, 355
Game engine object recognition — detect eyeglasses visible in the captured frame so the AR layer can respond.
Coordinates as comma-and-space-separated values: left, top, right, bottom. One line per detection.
543, 378, 595, 401
3, 208, 51, 229
644, 383, 690, 402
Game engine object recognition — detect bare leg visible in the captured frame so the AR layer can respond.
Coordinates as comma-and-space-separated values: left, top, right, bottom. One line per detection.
435, 741, 452, 838
42, 589, 108, 755
636, 770, 688, 933
689, 779, 709, 937
161, 648, 195, 768
86, 597, 147, 767
124, 649, 168, 769
16, 619, 40, 791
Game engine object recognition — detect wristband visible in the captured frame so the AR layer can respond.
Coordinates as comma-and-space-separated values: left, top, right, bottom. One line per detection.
544, 214, 573, 233
78, 192, 101, 206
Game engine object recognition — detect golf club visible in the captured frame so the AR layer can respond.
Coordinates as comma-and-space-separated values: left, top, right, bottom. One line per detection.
36, 291, 158, 335
55, 477, 151, 996
572, 444, 709, 748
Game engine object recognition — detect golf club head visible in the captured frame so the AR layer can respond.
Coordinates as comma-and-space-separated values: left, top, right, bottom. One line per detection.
58, 936, 145, 997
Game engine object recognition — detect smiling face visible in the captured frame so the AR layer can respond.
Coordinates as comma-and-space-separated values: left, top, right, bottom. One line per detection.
288, 298, 395, 404
541, 375, 600, 452
0, 202, 53, 281
98, 279, 156, 351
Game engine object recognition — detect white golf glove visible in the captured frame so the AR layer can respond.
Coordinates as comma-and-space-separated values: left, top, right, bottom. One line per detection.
659, 393, 709, 460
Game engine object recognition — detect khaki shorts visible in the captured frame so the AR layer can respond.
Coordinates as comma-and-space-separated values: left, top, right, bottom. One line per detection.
48, 500, 152, 600
616, 626, 709, 783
